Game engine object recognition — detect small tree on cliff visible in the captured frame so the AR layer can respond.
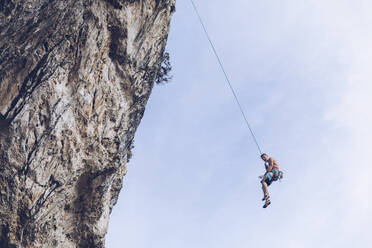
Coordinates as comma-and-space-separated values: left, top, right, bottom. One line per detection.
155, 51, 172, 84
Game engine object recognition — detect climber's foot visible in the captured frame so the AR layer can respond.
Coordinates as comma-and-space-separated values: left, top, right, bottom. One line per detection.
263, 199, 271, 208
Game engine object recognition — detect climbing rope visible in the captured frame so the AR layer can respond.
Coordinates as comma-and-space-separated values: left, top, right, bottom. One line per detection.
190, 0, 263, 155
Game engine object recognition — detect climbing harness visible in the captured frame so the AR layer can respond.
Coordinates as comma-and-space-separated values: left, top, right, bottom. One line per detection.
190, 0, 263, 155
264, 162, 284, 181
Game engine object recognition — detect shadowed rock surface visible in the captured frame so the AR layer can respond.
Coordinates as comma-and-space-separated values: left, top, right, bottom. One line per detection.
0, 0, 175, 247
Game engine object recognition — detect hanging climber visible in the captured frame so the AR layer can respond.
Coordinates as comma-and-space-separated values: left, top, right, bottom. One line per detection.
259, 153, 281, 208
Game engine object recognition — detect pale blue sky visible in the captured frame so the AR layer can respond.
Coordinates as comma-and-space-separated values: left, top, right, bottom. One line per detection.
107, 1, 372, 247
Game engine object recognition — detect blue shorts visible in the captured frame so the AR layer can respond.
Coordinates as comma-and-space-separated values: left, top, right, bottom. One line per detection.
264, 169, 279, 186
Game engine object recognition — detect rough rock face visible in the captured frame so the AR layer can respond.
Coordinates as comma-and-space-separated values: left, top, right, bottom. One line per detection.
0, 0, 175, 247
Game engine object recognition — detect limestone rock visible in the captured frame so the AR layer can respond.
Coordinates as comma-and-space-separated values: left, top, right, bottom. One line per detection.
0, 0, 175, 247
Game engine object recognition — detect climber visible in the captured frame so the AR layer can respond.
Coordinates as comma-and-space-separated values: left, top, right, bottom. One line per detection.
259, 153, 280, 208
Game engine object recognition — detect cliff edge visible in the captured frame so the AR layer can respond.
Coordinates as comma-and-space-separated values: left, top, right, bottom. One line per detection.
0, 0, 175, 247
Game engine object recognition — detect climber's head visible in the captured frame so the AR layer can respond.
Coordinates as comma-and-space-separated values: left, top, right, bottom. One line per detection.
261, 153, 269, 161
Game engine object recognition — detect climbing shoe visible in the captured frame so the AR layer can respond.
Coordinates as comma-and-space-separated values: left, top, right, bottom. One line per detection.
263, 199, 271, 208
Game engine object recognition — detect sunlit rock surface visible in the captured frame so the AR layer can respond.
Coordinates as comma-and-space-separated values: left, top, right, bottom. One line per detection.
0, 0, 175, 246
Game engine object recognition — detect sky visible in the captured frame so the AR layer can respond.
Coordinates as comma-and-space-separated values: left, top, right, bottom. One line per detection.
106, 0, 372, 247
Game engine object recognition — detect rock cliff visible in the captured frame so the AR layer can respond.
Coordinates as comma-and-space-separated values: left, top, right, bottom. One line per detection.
0, 0, 175, 247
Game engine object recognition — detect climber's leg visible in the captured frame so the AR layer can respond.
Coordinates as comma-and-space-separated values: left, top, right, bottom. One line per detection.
261, 172, 273, 201
261, 180, 269, 201
261, 173, 272, 208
